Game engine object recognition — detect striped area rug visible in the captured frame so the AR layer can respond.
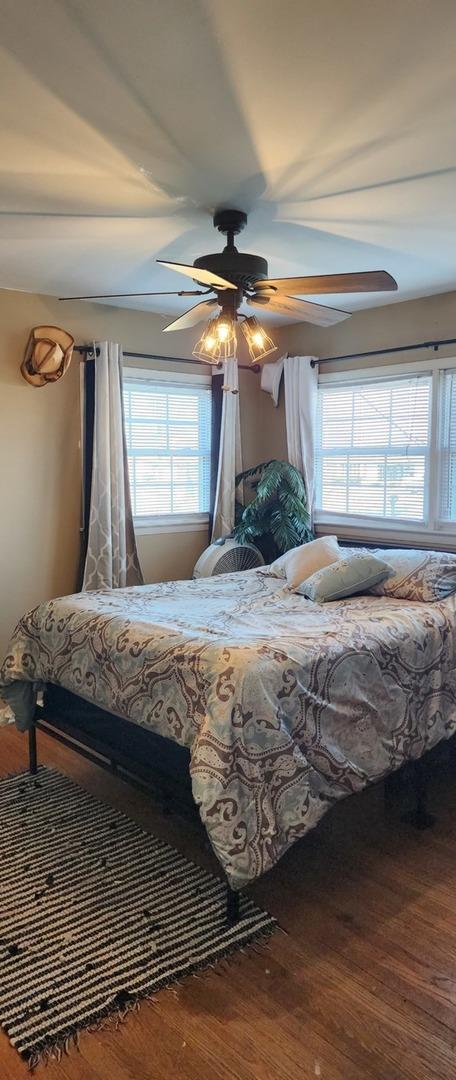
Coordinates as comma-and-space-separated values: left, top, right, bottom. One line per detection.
0, 767, 276, 1066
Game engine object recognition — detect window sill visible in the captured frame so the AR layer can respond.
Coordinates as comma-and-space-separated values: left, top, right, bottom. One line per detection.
315, 515, 456, 552
134, 513, 209, 536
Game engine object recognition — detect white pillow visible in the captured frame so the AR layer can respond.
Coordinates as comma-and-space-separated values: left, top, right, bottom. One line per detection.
270, 535, 342, 588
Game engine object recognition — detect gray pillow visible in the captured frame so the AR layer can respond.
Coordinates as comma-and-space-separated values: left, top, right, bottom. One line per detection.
296, 553, 392, 603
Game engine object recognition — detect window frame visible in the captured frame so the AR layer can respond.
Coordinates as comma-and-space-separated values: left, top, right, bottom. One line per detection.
315, 356, 456, 547
122, 365, 212, 534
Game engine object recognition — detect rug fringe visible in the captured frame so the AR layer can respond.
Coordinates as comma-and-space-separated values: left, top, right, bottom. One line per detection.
26, 1030, 80, 1072
22, 921, 277, 1069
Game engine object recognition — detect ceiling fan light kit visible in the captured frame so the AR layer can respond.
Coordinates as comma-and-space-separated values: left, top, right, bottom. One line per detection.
192, 312, 237, 364
192, 310, 277, 366
59, 207, 398, 365
241, 316, 277, 363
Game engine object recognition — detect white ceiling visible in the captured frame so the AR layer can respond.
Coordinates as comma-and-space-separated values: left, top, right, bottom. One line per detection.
1, 0, 456, 326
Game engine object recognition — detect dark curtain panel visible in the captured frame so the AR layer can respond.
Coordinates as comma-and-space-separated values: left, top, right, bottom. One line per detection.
208, 372, 223, 540
77, 360, 95, 590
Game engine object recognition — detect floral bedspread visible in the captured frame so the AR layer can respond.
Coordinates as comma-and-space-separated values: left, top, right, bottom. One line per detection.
1, 569, 456, 888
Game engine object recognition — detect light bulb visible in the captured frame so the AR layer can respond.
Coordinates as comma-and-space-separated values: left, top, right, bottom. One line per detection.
252, 331, 265, 347
217, 321, 230, 342
240, 315, 277, 364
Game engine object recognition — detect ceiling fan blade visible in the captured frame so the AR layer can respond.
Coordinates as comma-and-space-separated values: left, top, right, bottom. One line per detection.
249, 295, 351, 327
59, 289, 208, 301
157, 259, 237, 291
162, 299, 219, 333
253, 271, 398, 295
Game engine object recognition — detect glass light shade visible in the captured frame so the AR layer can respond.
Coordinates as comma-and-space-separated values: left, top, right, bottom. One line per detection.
241, 316, 276, 363
192, 314, 237, 364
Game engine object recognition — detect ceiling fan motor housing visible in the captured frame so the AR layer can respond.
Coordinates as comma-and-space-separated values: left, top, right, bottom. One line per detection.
192, 208, 269, 293
193, 250, 268, 291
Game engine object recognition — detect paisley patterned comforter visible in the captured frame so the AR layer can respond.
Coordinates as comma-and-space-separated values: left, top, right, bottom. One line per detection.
1, 569, 456, 888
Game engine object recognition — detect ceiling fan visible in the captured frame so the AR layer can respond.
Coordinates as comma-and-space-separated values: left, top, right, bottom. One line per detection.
60, 209, 398, 364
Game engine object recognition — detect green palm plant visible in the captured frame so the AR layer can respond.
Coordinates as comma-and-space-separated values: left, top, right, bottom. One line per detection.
233, 459, 314, 562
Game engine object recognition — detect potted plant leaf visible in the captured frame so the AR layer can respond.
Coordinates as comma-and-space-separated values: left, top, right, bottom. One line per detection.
233, 459, 313, 563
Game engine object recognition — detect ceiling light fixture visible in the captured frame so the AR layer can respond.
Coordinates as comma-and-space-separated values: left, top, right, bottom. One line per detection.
192, 313, 237, 363
241, 316, 277, 364
192, 311, 277, 366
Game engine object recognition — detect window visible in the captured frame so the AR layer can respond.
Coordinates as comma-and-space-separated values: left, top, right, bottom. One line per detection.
123, 369, 212, 528
439, 368, 456, 524
315, 360, 456, 541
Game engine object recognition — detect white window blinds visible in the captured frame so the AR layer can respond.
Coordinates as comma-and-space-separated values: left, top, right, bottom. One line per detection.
123, 376, 212, 519
316, 375, 432, 523
439, 368, 456, 523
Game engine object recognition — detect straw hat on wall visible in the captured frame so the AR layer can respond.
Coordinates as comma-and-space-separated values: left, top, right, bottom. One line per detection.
21, 326, 74, 387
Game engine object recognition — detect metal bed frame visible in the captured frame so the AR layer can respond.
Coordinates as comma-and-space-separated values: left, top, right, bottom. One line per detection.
29, 704, 241, 926
26, 692, 441, 933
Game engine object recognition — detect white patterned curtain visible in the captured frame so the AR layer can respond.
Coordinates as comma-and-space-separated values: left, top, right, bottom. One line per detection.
284, 355, 319, 525
211, 358, 243, 540
82, 342, 143, 590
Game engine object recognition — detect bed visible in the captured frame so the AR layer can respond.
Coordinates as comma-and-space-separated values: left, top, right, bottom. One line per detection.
2, 566, 456, 895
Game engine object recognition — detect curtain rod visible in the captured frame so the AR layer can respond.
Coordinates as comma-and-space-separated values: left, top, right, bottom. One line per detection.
74, 345, 259, 373
312, 335, 456, 367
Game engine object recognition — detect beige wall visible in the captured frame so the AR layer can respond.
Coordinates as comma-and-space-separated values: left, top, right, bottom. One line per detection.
276, 289, 456, 374
0, 287, 282, 655
238, 363, 287, 467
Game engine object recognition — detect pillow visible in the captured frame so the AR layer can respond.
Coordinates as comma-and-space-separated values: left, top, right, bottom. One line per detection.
270, 535, 341, 588
369, 548, 456, 602
296, 553, 392, 603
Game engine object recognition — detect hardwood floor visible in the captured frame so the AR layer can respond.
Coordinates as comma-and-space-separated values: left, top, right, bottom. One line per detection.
1, 727, 456, 1078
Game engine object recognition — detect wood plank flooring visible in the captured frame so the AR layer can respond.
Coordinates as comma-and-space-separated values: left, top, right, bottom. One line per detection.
1, 725, 456, 1079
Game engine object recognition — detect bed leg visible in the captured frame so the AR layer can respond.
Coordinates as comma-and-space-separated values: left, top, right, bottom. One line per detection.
226, 884, 240, 926
28, 722, 37, 776
404, 758, 435, 830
